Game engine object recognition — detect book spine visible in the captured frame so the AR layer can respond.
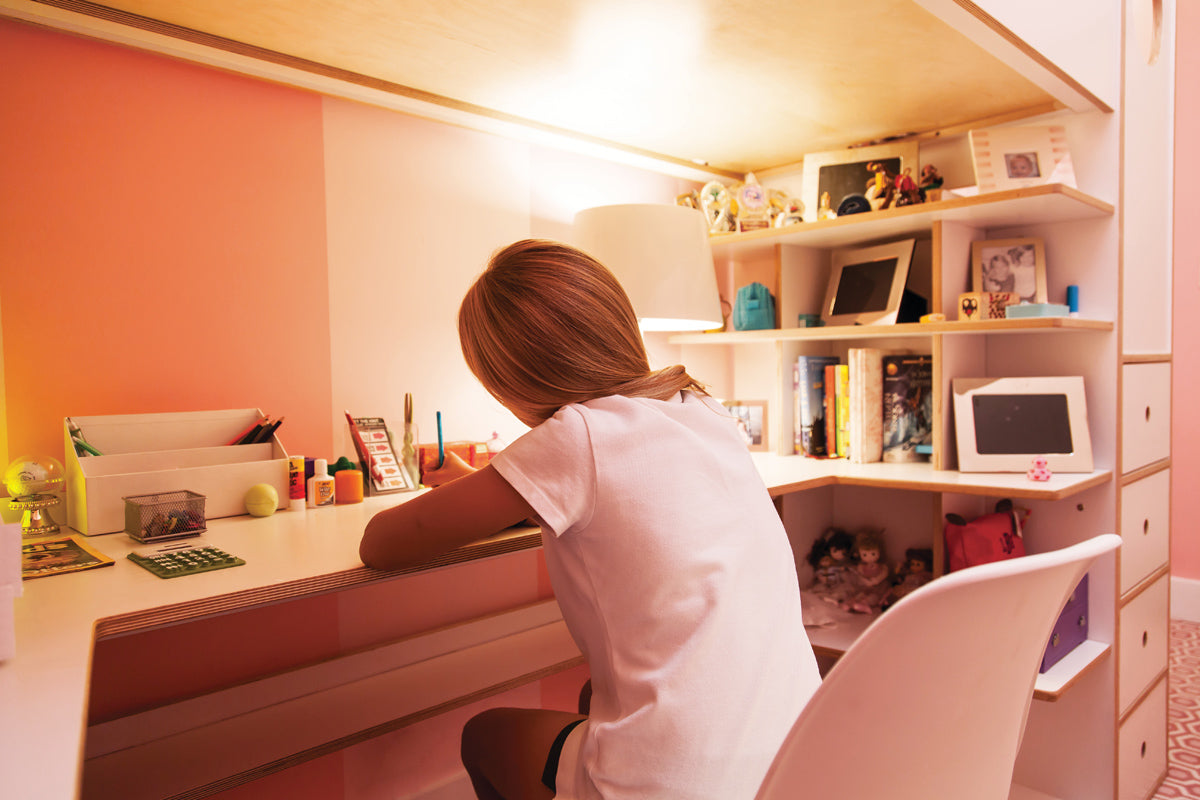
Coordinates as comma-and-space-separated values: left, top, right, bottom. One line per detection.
835, 364, 850, 457
824, 364, 838, 459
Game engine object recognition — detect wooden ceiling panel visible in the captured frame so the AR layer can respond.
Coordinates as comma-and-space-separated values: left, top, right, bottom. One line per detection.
26, 0, 1059, 173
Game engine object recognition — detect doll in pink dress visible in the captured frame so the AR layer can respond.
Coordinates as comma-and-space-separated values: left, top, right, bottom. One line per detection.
841, 529, 891, 614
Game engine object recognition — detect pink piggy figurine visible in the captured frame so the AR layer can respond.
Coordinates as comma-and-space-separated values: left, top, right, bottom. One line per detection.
1027, 456, 1052, 481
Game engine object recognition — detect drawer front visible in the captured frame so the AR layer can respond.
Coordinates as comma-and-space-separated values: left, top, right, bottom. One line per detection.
1119, 469, 1171, 595
1118, 575, 1169, 714
1118, 677, 1167, 800
1121, 363, 1171, 472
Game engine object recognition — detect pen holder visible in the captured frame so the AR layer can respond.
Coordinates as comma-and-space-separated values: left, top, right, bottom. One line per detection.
124, 490, 207, 543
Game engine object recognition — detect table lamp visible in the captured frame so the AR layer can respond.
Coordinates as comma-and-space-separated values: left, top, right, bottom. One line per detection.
573, 204, 722, 332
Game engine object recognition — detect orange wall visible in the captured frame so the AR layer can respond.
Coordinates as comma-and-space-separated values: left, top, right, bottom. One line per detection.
1172, 2, 1199, 578
0, 20, 333, 465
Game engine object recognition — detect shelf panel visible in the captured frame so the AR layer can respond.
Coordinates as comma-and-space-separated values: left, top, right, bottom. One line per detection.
671, 316, 1112, 345
706, 183, 1114, 258
804, 595, 1111, 704
754, 453, 1111, 500
1033, 640, 1111, 701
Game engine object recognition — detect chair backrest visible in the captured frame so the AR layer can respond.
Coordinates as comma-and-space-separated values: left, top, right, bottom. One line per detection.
756, 533, 1120, 800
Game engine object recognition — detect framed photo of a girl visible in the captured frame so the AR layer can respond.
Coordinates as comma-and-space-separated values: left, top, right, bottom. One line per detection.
971, 237, 1047, 305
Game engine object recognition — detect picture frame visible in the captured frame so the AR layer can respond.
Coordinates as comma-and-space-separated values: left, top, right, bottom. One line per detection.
952, 376, 1093, 473
821, 239, 916, 326
971, 237, 1047, 305
801, 142, 920, 222
968, 125, 1077, 194
722, 399, 769, 452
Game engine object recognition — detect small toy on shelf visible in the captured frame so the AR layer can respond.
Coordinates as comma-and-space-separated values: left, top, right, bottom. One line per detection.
881, 547, 934, 611
807, 527, 855, 605
893, 167, 923, 207
864, 161, 897, 211
919, 163, 944, 201
840, 528, 891, 614
1027, 456, 1052, 481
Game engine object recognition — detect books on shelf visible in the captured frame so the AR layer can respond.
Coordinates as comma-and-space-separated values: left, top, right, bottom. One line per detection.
848, 348, 884, 464
882, 354, 934, 462
794, 355, 839, 457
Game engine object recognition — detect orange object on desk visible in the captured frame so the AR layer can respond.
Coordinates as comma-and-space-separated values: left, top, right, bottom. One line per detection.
334, 468, 364, 504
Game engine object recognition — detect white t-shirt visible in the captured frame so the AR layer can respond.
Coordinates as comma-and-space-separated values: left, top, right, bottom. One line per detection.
492, 391, 820, 800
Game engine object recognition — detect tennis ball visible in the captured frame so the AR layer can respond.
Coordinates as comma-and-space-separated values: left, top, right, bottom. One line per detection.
244, 483, 279, 517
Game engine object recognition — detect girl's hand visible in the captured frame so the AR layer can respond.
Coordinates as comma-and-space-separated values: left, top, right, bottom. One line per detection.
421, 450, 476, 487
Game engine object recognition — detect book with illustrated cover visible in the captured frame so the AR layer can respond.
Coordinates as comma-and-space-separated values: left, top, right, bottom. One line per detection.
882, 354, 934, 463
794, 355, 839, 457
21, 536, 115, 579
823, 364, 838, 459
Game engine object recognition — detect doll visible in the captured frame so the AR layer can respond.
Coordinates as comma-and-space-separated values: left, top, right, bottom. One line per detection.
881, 547, 934, 611
841, 528, 891, 614
808, 527, 855, 605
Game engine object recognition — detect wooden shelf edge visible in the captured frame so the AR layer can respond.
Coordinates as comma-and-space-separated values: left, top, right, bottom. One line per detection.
706, 183, 1113, 253
671, 316, 1112, 345
1033, 640, 1110, 701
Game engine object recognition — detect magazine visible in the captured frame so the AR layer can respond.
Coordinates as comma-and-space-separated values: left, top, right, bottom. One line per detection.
21, 535, 116, 579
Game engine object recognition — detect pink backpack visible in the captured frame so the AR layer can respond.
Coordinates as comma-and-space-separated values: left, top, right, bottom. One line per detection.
944, 499, 1028, 572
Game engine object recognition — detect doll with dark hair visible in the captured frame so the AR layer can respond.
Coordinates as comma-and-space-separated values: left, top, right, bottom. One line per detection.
881, 547, 935, 611
810, 527, 855, 606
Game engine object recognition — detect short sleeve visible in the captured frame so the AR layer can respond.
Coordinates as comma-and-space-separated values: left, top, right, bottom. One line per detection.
490, 406, 596, 537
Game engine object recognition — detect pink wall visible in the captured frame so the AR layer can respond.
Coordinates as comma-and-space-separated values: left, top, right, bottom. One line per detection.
1171, 3, 1199, 578
0, 20, 334, 465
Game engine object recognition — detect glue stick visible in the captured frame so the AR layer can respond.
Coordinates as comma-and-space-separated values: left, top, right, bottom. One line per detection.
288, 455, 307, 512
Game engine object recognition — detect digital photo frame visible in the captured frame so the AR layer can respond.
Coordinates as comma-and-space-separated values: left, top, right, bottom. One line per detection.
952, 376, 1093, 473
820, 239, 915, 326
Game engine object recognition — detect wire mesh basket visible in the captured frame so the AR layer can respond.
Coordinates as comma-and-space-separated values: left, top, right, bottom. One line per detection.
123, 490, 207, 543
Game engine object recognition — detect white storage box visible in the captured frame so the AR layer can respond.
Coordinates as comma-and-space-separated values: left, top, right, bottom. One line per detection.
65, 410, 289, 536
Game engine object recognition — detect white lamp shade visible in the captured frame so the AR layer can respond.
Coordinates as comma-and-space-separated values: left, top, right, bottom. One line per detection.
573, 204, 722, 332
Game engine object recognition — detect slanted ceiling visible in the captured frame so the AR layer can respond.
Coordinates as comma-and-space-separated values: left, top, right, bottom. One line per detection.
17, 0, 1062, 176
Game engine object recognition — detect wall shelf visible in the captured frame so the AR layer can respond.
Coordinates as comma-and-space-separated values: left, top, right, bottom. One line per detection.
671, 316, 1112, 345
705, 183, 1114, 259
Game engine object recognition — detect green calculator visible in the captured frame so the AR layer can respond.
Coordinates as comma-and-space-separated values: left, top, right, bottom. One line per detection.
127, 542, 245, 579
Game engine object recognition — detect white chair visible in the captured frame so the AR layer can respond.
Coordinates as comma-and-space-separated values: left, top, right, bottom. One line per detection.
756, 533, 1121, 800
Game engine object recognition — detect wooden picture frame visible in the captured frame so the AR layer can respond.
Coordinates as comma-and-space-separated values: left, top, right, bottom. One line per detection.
968, 125, 1077, 193
801, 142, 919, 222
722, 399, 769, 452
971, 237, 1047, 304
952, 376, 1093, 473
821, 239, 916, 326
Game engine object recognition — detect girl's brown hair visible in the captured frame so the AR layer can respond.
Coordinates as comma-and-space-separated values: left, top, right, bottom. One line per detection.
458, 239, 707, 424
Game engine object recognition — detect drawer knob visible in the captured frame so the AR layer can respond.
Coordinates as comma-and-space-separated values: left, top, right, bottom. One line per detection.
1142, 631, 1149, 647
1144, 519, 1150, 535
1145, 406, 1152, 422
1051, 633, 1060, 647
1077, 615, 1087, 628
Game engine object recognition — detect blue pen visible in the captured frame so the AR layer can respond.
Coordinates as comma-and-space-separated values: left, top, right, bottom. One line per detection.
436, 411, 445, 468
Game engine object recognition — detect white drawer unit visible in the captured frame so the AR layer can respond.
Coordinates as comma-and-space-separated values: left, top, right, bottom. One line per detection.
1118, 575, 1169, 715
1120, 363, 1171, 473
1119, 469, 1171, 596
1118, 677, 1168, 800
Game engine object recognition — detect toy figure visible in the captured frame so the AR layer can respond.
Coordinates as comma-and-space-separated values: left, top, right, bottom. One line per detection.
1027, 456, 1052, 481
864, 162, 897, 211
893, 168, 923, 207
881, 547, 934, 611
808, 527, 855, 605
841, 529, 891, 613
919, 164, 944, 194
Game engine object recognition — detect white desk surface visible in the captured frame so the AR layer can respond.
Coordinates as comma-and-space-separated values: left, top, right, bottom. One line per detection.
0, 492, 543, 800
0, 456, 1111, 799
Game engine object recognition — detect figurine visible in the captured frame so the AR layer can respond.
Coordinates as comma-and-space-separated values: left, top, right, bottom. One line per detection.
919, 164, 944, 201
893, 167, 923, 207
1027, 456, 1052, 481
841, 529, 891, 614
735, 173, 772, 232
808, 527, 855, 605
881, 547, 934, 611
864, 161, 897, 211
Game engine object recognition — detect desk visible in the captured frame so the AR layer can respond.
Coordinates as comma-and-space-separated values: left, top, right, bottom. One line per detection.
0, 493, 558, 800
1, 456, 1112, 799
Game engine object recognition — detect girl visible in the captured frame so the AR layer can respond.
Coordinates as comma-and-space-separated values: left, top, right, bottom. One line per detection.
360, 240, 820, 799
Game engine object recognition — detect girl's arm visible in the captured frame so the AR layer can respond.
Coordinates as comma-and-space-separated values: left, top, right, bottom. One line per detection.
359, 461, 535, 571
